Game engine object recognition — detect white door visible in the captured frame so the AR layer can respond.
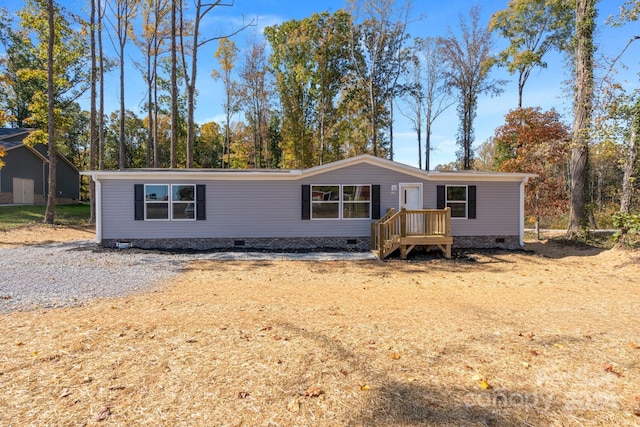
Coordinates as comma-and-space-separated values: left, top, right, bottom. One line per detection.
399, 183, 422, 210
399, 183, 423, 233
13, 178, 35, 204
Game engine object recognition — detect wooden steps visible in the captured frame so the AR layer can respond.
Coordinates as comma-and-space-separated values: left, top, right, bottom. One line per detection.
371, 208, 453, 259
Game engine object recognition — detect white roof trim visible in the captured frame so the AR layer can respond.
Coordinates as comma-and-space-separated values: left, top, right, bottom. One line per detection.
81, 154, 536, 182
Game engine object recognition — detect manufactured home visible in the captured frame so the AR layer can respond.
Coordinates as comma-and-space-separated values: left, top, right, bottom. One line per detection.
82, 155, 534, 258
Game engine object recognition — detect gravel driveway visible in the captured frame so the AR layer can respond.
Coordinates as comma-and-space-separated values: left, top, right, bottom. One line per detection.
0, 239, 376, 313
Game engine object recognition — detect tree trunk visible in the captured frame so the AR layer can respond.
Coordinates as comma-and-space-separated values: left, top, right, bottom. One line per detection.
89, 0, 97, 224
44, 0, 56, 225
170, 0, 178, 168
620, 126, 638, 214
425, 113, 431, 171
185, 1, 200, 169
119, 39, 125, 170
146, 53, 152, 168
389, 97, 394, 160
153, 35, 159, 168
568, 0, 595, 237
98, 0, 104, 170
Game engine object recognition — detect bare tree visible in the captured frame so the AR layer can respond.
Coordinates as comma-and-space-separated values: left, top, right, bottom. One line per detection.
239, 39, 273, 168
399, 52, 425, 168
568, 0, 596, 236
109, 0, 139, 170
178, 0, 253, 168
132, 0, 169, 167
439, 6, 503, 170
417, 37, 453, 171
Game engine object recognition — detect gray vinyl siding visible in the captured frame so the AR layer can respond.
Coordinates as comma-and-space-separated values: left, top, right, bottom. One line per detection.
429, 181, 521, 236
100, 163, 522, 240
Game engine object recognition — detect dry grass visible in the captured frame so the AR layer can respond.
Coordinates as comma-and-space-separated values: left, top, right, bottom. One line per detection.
1, 226, 639, 426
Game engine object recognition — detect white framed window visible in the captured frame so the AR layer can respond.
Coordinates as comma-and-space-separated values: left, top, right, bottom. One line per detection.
144, 184, 196, 221
310, 184, 371, 220
171, 184, 195, 220
446, 185, 467, 218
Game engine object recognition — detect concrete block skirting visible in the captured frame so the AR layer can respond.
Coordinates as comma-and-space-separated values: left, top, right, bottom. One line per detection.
452, 235, 521, 250
102, 236, 372, 252
101, 235, 522, 252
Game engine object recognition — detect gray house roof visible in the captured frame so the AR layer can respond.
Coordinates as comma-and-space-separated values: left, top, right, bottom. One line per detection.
0, 128, 79, 172
82, 154, 536, 182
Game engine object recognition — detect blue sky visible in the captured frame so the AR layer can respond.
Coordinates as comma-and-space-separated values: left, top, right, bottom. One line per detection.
3, 0, 639, 168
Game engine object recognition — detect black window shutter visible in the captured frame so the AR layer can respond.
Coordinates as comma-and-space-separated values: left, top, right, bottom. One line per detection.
467, 185, 477, 219
301, 185, 310, 220
371, 185, 381, 219
134, 184, 144, 220
436, 185, 445, 210
196, 184, 206, 220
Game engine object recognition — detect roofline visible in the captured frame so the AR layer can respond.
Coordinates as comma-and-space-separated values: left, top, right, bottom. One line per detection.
81, 154, 536, 182
6, 143, 49, 162
2, 141, 80, 173
0, 129, 34, 142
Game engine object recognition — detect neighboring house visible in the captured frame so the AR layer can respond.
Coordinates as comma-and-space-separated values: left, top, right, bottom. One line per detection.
83, 155, 535, 253
0, 128, 80, 205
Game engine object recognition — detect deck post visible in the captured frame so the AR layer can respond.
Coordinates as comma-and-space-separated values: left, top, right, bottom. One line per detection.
377, 221, 384, 259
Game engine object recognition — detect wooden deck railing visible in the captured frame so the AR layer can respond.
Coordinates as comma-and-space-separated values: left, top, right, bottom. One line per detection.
372, 208, 452, 259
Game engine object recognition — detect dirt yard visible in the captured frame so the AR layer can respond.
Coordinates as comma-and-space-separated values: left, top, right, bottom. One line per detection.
1, 225, 639, 426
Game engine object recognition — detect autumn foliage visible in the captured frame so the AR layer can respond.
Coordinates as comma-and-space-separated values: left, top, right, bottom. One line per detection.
493, 107, 570, 229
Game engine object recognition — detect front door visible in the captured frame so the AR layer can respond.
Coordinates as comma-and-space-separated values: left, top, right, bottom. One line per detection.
399, 183, 423, 233
399, 183, 422, 210
13, 178, 35, 204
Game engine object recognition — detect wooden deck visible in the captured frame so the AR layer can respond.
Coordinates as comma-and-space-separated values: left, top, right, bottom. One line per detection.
371, 208, 453, 259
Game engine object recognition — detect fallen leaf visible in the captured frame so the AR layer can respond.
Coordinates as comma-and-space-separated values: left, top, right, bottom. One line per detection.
287, 398, 300, 412
237, 391, 250, 399
629, 342, 639, 350
15, 341, 24, 346
390, 352, 401, 360
530, 350, 539, 356
603, 364, 622, 377
304, 386, 324, 397
94, 406, 111, 422
360, 384, 370, 391
479, 380, 491, 390
32, 351, 38, 357
518, 332, 534, 341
